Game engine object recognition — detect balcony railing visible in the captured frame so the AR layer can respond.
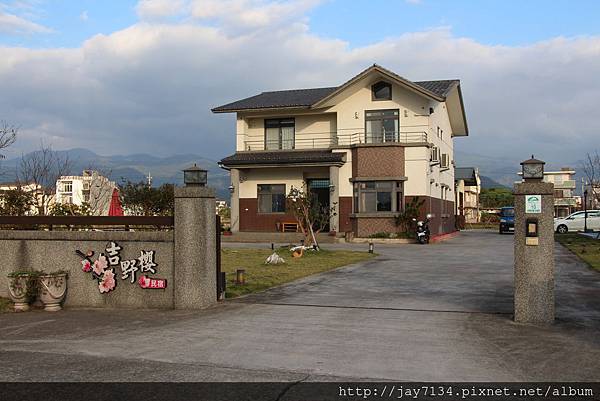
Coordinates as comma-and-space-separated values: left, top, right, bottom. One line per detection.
554, 180, 576, 189
554, 198, 577, 206
243, 128, 429, 151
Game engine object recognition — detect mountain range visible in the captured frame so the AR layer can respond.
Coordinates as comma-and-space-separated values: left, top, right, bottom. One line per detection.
0, 148, 585, 198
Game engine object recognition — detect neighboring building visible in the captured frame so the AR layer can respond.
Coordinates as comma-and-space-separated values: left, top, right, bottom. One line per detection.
455, 167, 481, 223
517, 167, 577, 217
0, 182, 43, 215
55, 170, 117, 215
216, 200, 228, 213
213, 64, 468, 237
545, 168, 577, 217
584, 183, 600, 209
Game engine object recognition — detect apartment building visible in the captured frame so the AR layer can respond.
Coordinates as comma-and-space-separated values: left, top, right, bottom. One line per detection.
213, 65, 468, 237
455, 167, 481, 223
55, 170, 117, 215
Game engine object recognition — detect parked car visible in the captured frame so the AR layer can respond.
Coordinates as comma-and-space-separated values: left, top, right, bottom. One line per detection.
554, 210, 600, 233
499, 206, 515, 234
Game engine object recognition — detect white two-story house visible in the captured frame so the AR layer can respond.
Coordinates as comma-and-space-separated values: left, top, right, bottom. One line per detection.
213, 65, 469, 238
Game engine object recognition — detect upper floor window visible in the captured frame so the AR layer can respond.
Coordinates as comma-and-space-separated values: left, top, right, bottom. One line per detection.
265, 118, 294, 150
62, 181, 73, 193
372, 81, 392, 101
365, 109, 399, 143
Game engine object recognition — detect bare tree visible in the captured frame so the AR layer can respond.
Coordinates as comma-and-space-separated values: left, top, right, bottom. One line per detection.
581, 151, 600, 208
286, 185, 337, 250
0, 121, 18, 160
0, 121, 18, 177
18, 143, 73, 215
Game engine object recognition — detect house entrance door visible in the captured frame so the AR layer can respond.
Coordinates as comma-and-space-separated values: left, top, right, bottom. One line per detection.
307, 179, 331, 232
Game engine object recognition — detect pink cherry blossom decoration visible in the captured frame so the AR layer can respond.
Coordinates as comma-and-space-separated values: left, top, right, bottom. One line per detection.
93, 255, 108, 276
99, 269, 116, 293
81, 260, 92, 272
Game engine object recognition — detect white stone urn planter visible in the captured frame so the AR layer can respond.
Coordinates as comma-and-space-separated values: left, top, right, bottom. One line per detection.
7, 272, 36, 312
38, 272, 68, 312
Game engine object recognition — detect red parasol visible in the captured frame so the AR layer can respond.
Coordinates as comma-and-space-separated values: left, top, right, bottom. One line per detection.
108, 188, 124, 216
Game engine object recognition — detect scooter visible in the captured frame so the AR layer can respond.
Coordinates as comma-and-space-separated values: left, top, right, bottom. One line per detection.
413, 214, 432, 244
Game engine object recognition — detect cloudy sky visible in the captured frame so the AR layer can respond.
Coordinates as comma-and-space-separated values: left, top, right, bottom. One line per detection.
1, 0, 600, 165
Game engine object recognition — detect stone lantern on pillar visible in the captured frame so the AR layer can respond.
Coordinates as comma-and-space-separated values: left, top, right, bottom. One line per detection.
514, 155, 555, 324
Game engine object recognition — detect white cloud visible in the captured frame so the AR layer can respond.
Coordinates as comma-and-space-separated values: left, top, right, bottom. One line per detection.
79, 10, 88, 22
0, 3, 599, 166
189, 0, 321, 30
136, 0, 187, 19
0, 10, 52, 34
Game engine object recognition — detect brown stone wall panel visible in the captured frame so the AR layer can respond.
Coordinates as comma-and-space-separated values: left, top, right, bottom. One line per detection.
356, 218, 398, 237
338, 197, 353, 233
352, 147, 405, 178
239, 198, 297, 232
404, 196, 456, 236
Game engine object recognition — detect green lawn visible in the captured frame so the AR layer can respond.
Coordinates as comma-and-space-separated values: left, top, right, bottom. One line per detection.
0, 297, 12, 313
221, 248, 375, 298
556, 233, 600, 271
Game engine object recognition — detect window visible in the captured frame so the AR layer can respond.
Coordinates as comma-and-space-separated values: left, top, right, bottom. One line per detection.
63, 195, 73, 204
372, 81, 392, 100
430, 146, 440, 162
353, 181, 403, 213
62, 181, 72, 193
365, 109, 399, 143
258, 184, 286, 213
440, 153, 449, 169
265, 119, 295, 150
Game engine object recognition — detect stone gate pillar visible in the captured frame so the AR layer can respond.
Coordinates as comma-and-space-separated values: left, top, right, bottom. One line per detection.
174, 186, 217, 309
514, 156, 555, 324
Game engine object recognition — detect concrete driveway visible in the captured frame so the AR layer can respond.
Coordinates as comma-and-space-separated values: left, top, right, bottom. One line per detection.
1, 231, 599, 382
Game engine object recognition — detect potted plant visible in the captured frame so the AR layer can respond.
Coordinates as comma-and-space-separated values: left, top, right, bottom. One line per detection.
7, 271, 38, 312
38, 270, 68, 312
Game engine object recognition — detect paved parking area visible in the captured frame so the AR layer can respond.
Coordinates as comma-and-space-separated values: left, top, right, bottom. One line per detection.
1, 231, 599, 381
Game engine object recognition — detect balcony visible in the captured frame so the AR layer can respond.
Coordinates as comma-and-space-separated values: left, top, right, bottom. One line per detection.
554, 180, 576, 189
243, 129, 428, 151
554, 198, 577, 207
464, 200, 479, 209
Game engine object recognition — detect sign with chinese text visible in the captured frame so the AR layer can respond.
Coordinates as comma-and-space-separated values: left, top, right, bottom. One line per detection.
77, 242, 167, 294
525, 195, 542, 214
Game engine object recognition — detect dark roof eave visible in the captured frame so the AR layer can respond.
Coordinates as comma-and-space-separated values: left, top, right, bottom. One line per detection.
220, 161, 345, 168
211, 105, 311, 114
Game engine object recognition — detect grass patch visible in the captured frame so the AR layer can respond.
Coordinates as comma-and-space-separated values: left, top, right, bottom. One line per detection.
556, 233, 600, 271
222, 248, 375, 298
0, 297, 13, 313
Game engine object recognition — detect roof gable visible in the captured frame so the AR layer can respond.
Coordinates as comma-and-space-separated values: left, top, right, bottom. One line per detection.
311, 64, 449, 108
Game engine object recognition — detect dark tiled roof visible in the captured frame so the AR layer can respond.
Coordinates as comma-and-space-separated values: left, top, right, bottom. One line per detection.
455, 167, 477, 185
220, 150, 345, 167
212, 69, 459, 113
413, 80, 459, 98
212, 87, 338, 113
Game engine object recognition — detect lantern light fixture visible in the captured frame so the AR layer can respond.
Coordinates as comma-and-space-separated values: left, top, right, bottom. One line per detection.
183, 164, 207, 187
